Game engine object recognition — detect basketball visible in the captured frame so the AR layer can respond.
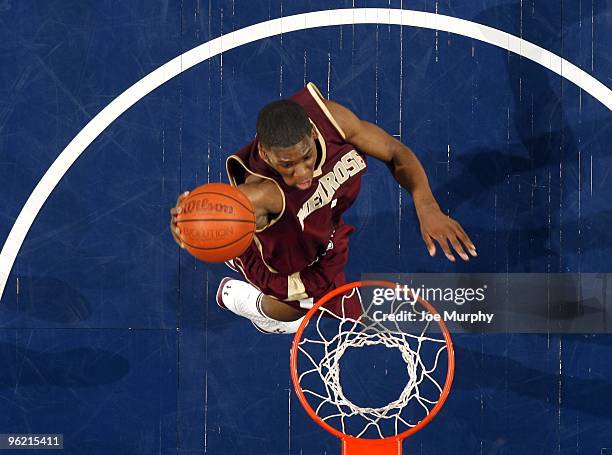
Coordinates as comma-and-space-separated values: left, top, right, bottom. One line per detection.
175, 183, 256, 262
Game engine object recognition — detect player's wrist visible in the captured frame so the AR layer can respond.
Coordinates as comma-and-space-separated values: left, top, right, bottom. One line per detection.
413, 193, 439, 213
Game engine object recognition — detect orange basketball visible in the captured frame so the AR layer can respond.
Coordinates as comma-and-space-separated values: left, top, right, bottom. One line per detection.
176, 183, 256, 262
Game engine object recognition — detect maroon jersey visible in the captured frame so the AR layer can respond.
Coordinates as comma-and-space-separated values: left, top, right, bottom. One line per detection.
226, 83, 367, 305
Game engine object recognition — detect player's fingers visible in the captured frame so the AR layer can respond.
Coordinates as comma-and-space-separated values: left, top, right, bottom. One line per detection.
170, 194, 188, 250
447, 234, 470, 261
174, 232, 185, 250
422, 233, 436, 257
176, 191, 190, 204
169, 218, 184, 246
453, 222, 477, 256
435, 236, 456, 262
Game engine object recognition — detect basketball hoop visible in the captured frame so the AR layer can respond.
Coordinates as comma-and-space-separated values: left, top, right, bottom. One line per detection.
290, 280, 455, 454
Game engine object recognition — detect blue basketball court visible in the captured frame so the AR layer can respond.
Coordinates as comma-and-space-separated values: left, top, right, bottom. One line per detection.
0, 1, 611, 453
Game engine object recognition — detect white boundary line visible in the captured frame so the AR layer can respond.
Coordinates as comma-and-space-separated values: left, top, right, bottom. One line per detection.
1, 8, 611, 300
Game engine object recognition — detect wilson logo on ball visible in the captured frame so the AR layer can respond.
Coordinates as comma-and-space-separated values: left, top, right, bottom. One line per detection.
183, 198, 234, 215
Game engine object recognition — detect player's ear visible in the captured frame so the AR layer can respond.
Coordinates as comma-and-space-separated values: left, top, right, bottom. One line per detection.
258, 144, 269, 163
310, 122, 317, 140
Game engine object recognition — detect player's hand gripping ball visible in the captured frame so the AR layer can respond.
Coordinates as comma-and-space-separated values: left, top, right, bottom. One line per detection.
170, 183, 256, 262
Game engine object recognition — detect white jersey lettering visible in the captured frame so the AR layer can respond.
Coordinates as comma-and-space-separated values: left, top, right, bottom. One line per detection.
296, 150, 366, 229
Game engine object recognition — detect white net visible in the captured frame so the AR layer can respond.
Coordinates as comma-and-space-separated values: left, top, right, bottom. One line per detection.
296, 288, 450, 439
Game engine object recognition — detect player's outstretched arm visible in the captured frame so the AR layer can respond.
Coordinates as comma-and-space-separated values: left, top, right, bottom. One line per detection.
325, 100, 477, 263
235, 176, 283, 230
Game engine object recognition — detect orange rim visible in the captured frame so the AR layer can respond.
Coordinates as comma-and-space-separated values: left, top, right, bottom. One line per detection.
290, 280, 455, 445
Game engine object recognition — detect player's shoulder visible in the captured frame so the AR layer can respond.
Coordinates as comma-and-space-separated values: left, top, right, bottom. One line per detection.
244, 174, 266, 185
321, 98, 361, 140
243, 175, 279, 200
238, 176, 284, 215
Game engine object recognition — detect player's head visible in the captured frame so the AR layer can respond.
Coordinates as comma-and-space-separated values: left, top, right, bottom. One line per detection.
257, 100, 317, 190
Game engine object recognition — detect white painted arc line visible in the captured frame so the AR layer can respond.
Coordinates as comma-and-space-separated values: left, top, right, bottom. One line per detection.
1, 8, 610, 300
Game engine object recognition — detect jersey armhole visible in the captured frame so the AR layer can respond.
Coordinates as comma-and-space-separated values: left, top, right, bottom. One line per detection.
225, 155, 286, 232
306, 82, 347, 140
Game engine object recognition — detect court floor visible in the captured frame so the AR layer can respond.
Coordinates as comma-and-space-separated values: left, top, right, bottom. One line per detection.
0, 1, 611, 453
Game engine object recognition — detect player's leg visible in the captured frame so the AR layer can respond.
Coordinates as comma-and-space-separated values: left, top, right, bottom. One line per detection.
259, 295, 305, 321
216, 277, 305, 334
217, 277, 304, 321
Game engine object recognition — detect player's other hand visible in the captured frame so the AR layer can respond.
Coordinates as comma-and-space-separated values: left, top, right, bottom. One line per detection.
170, 191, 190, 249
417, 204, 477, 262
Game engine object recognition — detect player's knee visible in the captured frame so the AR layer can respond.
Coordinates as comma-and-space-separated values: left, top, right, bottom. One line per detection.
260, 295, 305, 322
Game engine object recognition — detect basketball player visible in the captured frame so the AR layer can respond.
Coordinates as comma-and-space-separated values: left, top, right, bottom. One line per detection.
170, 83, 476, 334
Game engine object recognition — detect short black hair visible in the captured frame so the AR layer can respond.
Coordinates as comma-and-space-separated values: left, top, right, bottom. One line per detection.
256, 100, 311, 148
